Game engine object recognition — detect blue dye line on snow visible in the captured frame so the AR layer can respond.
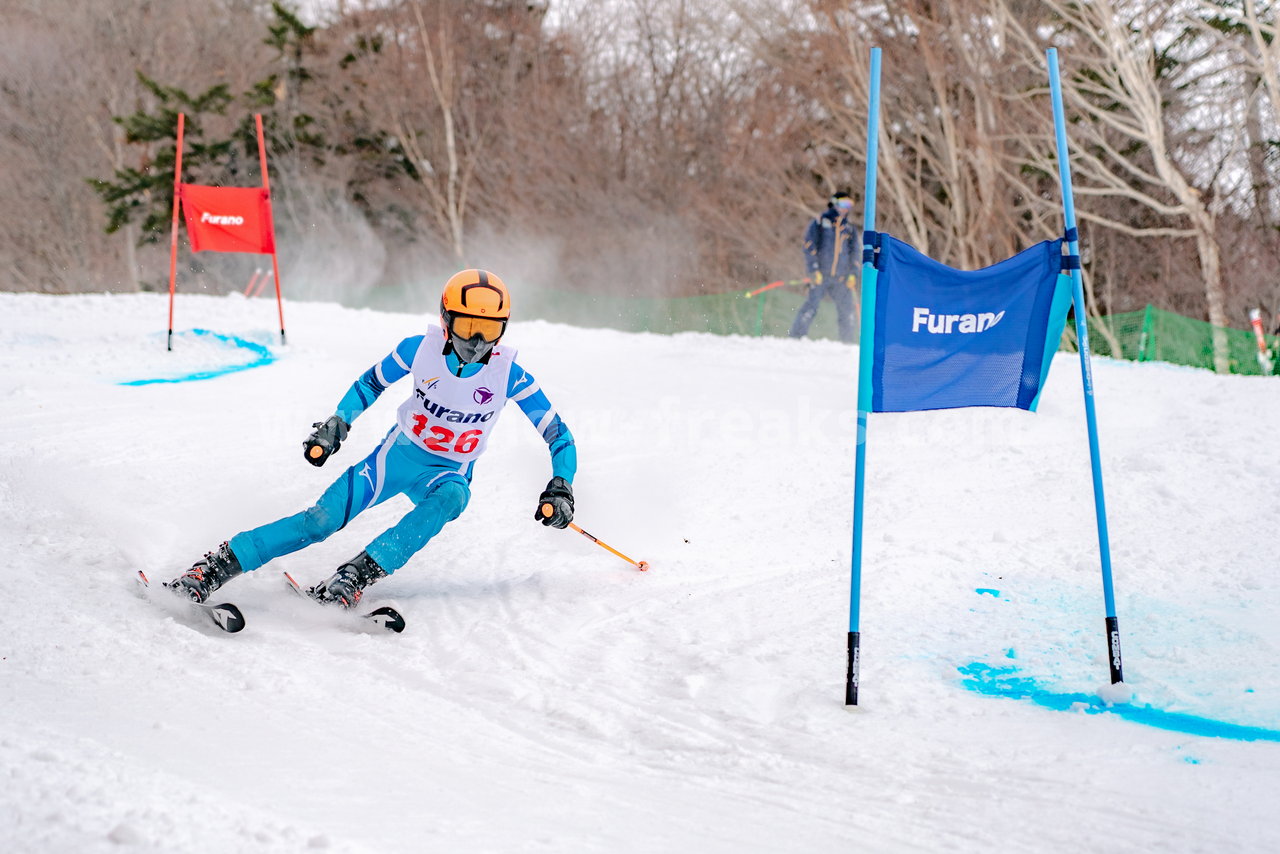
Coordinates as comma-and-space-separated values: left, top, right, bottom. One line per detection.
975, 588, 1001, 597
120, 329, 275, 386
959, 662, 1280, 743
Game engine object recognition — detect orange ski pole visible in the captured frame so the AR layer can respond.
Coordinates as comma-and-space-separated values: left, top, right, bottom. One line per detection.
745, 280, 786, 298
745, 278, 814, 298
541, 504, 649, 571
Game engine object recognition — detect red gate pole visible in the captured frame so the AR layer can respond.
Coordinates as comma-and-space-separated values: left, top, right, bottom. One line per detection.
256, 114, 286, 345
166, 112, 186, 351
243, 268, 262, 297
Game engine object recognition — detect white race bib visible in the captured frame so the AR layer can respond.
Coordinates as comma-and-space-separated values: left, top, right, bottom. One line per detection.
394, 330, 516, 462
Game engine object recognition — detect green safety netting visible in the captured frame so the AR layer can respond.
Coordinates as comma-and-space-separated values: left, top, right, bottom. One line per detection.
1066, 305, 1276, 376
519, 287, 1274, 376
521, 286, 846, 340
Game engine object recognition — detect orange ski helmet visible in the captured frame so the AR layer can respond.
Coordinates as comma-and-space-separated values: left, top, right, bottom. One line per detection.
440, 269, 511, 364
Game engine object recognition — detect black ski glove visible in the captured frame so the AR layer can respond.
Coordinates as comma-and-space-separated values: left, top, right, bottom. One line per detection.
535, 476, 574, 528
304, 415, 349, 467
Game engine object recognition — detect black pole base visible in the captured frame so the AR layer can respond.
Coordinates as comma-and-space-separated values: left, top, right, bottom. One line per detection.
167, 329, 173, 352
280, 328, 287, 346
845, 631, 860, 705
1106, 616, 1124, 684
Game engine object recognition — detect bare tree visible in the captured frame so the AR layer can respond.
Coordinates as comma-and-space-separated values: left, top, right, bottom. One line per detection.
1003, 0, 1242, 370
1186, 0, 1280, 320
751, 1, 1041, 270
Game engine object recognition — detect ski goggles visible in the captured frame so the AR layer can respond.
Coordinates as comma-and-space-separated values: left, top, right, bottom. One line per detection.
833, 197, 854, 211
447, 313, 506, 342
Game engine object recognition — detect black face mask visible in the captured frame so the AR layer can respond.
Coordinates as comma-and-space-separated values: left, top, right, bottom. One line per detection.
449, 332, 495, 365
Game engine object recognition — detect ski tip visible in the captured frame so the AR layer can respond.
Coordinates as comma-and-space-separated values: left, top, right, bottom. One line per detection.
136, 569, 150, 586
637, 561, 650, 571
366, 606, 406, 634
210, 603, 247, 633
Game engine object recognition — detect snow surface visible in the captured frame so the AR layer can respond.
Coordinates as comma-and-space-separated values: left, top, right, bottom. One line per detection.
1, 292, 1278, 853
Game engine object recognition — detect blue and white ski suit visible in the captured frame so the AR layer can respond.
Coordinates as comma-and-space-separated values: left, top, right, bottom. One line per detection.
228, 330, 576, 575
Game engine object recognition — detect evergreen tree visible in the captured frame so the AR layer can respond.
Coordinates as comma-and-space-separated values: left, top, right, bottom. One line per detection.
88, 75, 234, 245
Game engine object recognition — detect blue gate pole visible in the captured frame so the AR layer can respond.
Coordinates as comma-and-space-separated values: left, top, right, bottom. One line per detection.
1047, 48, 1124, 684
847, 47, 881, 706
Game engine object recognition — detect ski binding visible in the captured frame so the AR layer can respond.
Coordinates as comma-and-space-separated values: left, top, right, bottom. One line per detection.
282, 571, 406, 633
136, 570, 246, 634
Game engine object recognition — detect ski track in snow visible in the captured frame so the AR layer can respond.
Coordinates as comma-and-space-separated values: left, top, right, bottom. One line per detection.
1, 293, 1278, 853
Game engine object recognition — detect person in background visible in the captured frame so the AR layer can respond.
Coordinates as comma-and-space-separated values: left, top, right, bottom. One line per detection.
790, 190, 858, 344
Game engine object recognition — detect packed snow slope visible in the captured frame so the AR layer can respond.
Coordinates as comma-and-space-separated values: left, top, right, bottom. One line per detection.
2, 293, 1278, 853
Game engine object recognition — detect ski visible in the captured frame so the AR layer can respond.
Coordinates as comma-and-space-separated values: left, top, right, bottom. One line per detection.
282, 571, 406, 634
135, 570, 246, 634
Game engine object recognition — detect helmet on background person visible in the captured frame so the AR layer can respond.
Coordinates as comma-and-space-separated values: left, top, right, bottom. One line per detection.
440, 269, 511, 365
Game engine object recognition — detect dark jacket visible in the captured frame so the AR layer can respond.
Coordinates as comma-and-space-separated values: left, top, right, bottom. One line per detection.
802, 208, 858, 280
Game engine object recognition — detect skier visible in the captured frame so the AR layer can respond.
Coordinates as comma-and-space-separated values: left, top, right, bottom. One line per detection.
790, 190, 858, 343
166, 269, 576, 608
